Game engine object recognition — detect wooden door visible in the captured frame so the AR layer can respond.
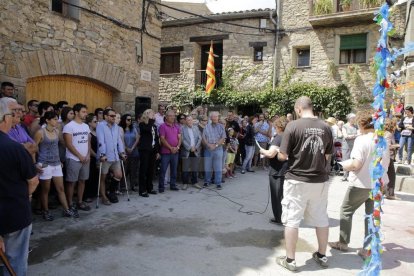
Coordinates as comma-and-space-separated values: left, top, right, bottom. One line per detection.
26, 75, 113, 112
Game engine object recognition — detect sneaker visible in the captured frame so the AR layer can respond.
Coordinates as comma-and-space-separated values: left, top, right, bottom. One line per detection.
193, 183, 202, 189
70, 207, 79, 218
42, 210, 54, 221
216, 185, 222, 190
312, 252, 329, 268
404, 161, 409, 165
241, 170, 246, 174
357, 249, 369, 260
62, 209, 74, 218
182, 184, 188, 190
276, 256, 297, 272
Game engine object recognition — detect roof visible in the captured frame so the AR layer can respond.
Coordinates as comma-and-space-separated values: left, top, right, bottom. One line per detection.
161, 1, 212, 20
161, 3, 275, 27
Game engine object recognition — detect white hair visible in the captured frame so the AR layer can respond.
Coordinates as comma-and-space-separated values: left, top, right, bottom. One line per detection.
0, 98, 13, 123
346, 113, 356, 121
209, 111, 219, 118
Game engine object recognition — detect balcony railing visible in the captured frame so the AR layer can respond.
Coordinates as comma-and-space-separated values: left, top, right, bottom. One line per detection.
196, 69, 222, 88
309, 0, 381, 16
308, 0, 381, 27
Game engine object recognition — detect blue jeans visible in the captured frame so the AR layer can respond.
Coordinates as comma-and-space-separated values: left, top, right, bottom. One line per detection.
242, 145, 255, 170
204, 148, 223, 185
399, 136, 413, 163
2, 224, 32, 276
159, 153, 178, 190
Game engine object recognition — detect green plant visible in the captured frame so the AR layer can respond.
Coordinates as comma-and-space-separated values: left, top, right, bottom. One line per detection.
314, 0, 333, 15
345, 64, 362, 85
360, 0, 381, 8
327, 60, 337, 78
340, 0, 352, 9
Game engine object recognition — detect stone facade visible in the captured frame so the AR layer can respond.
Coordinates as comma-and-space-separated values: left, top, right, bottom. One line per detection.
160, 12, 275, 102
277, 0, 406, 108
160, 1, 407, 110
0, 0, 161, 113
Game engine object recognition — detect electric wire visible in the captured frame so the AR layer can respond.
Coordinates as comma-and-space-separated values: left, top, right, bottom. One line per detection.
199, 183, 270, 216
151, 0, 276, 32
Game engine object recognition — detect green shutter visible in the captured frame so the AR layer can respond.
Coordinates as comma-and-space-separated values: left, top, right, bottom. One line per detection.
340, 34, 367, 50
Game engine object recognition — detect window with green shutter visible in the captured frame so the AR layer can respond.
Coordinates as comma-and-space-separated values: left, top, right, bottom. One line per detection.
339, 33, 367, 64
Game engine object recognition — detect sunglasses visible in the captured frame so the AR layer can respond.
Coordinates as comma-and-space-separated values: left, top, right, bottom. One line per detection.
126, 119, 131, 121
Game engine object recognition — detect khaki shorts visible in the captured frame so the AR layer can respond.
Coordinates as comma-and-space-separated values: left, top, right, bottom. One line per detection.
101, 160, 121, 175
281, 179, 330, 228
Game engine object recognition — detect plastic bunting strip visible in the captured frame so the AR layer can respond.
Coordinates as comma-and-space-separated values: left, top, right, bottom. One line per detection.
359, 2, 414, 275
358, 3, 392, 276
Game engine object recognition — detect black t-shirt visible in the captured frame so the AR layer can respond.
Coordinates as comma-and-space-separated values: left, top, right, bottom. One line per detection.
0, 131, 37, 235
279, 117, 333, 183
227, 119, 240, 133
269, 134, 288, 176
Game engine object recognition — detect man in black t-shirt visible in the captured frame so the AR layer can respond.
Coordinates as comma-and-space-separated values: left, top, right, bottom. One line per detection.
0, 98, 39, 276
275, 96, 333, 272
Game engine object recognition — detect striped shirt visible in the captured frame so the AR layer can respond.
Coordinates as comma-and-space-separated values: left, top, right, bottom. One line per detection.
202, 123, 226, 144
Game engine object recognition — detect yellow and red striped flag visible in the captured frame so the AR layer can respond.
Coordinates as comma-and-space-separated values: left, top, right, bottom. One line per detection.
205, 41, 216, 94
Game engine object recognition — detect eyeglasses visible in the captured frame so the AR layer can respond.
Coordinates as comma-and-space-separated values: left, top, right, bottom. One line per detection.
98, 111, 103, 114
109, 115, 116, 118
126, 119, 131, 121
179, 117, 185, 120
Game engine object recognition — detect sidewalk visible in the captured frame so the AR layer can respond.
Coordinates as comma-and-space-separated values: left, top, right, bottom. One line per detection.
27, 170, 414, 275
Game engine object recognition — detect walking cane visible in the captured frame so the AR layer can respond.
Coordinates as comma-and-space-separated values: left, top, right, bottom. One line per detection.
0, 250, 16, 276
96, 162, 102, 209
120, 160, 130, 201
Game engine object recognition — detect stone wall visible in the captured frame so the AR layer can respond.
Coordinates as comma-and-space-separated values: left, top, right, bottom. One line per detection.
160, 17, 275, 101
0, 0, 161, 113
278, 0, 406, 109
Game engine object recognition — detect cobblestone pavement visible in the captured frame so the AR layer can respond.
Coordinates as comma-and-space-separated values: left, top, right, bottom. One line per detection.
28, 170, 414, 276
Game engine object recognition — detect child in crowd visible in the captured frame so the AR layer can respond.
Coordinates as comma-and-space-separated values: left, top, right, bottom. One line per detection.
225, 128, 239, 178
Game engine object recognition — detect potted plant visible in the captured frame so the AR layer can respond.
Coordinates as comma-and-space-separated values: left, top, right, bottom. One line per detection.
314, 0, 333, 15
340, 0, 352, 12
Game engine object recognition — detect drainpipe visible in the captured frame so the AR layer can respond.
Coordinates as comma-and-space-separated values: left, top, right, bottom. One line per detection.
272, 0, 281, 91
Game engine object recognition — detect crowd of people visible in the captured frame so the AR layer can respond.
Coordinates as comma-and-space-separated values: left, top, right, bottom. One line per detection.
0, 80, 407, 274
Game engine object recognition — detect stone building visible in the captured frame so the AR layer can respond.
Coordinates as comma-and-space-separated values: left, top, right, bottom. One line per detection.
159, 0, 407, 110
276, 0, 407, 108
159, 1, 276, 104
0, 0, 161, 115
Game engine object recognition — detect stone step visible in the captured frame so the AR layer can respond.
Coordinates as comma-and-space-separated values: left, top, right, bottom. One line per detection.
395, 163, 414, 194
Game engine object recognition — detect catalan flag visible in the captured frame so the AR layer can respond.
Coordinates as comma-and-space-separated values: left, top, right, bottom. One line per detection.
205, 41, 216, 94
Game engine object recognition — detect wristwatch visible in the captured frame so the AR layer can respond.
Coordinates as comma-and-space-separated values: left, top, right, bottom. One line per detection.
215, 143, 219, 148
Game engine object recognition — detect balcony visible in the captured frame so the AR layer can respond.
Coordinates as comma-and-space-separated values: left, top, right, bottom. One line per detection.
196, 69, 222, 89
309, 0, 381, 27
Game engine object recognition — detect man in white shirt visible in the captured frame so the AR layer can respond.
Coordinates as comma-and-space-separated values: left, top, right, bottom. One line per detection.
329, 110, 389, 259
63, 103, 91, 216
154, 104, 166, 129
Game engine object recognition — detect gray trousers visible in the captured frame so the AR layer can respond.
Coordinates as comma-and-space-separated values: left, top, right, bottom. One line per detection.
339, 186, 373, 247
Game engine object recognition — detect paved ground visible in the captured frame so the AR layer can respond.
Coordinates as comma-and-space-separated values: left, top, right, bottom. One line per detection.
28, 170, 414, 276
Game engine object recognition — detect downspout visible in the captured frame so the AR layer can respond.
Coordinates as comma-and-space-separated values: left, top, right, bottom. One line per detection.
272, 0, 281, 91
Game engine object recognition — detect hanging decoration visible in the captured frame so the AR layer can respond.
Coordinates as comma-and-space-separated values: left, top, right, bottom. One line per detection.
361, 1, 414, 275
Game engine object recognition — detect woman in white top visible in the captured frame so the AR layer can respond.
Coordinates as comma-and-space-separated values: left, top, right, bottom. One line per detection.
329, 110, 389, 259
397, 106, 414, 165
342, 113, 358, 181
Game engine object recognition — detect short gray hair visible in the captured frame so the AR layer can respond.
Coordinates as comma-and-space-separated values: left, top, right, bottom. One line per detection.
209, 111, 219, 118
346, 113, 356, 121
0, 98, 13, 123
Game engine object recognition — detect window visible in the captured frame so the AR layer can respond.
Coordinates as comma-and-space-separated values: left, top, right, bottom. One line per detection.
296, 48, 310, 67
160, 53, 180, 74
51, 0, 80, 20
254, 47, 263, 62
339, 34, 367, 64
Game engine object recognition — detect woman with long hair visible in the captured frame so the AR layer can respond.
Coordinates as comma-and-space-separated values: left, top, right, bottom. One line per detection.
137, 109, 160, 197
58, 106, 74, 163
384, 118, 400, 200
241, 116, 258, 174
34, 111, 74, 220
260, 117, 288, 224
120, 114, 140, 191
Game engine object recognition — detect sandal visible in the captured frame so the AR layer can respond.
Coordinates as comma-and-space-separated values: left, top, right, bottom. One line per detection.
328, 241, 349, 252
101, 198, 111, 206
77, 201, 91, 211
